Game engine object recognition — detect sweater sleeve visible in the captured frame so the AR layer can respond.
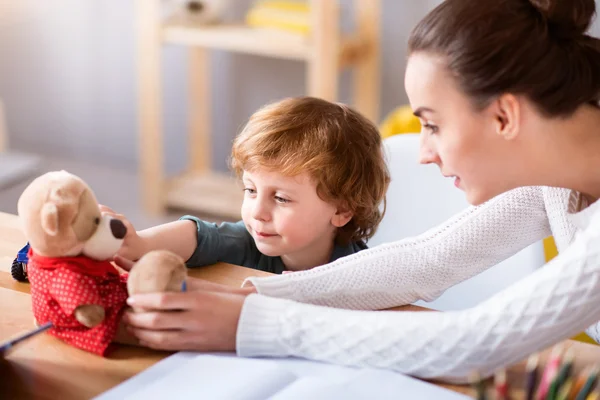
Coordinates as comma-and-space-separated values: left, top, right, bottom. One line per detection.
244, 186, 551, 310
180, 217, 257, 268
237, 209, 600, 382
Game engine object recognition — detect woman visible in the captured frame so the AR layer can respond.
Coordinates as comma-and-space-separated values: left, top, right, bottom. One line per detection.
122, 0, 600, 382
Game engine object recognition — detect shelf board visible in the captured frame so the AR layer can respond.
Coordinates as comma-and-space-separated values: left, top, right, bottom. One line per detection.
166, 170, 243, 220
161, 22, 312, 61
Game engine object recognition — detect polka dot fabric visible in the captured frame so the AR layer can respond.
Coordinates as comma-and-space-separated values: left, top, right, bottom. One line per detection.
28, 251, 128, 356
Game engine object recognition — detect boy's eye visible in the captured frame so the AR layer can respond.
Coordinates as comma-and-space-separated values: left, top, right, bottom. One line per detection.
274, 196, 290, 204
244, 188, 256, 195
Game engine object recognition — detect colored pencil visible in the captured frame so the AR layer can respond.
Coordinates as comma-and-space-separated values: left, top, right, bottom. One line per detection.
585, 390, 599, 400
527, 353, 540, 400
556, 378, 574, 400
495, 369, 508, 400
0, 321, 53, 355
574, 367, 599, 400
548, 349, 575, 400
470, 371, 487, 400
570, 370, 591, 400
537, 346, 564, 400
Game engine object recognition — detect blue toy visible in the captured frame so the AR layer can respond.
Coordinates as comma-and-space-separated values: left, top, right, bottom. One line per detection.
11, 243, 30, 282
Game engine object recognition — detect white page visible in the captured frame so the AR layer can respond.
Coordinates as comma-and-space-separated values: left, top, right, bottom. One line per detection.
123, 355, 297, 400
267, 377, 339, 400
267, 363, 470, 400
332, 368, 470, 400
96, 352, 469, 400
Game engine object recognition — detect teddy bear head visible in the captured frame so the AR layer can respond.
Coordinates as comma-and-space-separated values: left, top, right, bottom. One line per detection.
17, 170, 126, 259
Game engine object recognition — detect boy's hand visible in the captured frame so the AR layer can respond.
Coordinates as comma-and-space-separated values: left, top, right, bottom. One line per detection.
123, 291, 245, 352
99, 205, 146, 261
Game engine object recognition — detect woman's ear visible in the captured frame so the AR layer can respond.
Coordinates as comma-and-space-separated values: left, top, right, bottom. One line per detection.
493, 93, 521, 141
331, 208, 353, 228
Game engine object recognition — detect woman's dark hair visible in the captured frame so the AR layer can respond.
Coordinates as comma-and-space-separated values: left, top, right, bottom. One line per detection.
408, 0, 600, 117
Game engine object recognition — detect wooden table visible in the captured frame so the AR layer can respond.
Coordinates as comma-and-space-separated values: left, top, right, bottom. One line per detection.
1, 211, 599, 399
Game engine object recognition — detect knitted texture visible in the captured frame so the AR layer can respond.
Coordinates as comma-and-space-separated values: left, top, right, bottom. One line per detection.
237, 186, 600, 383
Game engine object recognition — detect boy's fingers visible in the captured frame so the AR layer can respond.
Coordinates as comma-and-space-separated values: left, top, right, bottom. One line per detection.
127, 292, 194, 311
129, 329, 184, 351
113, 255, 135, 271
124, 310, 187, 330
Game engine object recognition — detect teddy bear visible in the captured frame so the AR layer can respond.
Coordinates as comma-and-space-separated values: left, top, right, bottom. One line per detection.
16, 170, 187, 356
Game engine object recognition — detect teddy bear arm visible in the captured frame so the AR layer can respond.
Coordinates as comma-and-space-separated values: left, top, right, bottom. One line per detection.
48, 269, 105, 321
74, 304, 105, 327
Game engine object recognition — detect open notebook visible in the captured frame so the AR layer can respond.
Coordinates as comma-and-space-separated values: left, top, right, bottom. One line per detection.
94, 352, 469, 400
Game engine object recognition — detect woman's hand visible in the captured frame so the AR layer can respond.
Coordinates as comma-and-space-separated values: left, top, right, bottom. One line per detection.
123, 291, 245, 351
99, 204, 146, 262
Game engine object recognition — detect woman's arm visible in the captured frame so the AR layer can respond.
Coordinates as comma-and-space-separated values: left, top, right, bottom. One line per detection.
244, 186, 551, 310
237, 216, 600, 383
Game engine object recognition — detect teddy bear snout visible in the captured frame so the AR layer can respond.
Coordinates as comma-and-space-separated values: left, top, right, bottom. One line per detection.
110, 219, 127, 239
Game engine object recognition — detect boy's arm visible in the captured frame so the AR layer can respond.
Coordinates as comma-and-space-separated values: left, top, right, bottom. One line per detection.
179, 217, 257, 268
136, 220, 198, 262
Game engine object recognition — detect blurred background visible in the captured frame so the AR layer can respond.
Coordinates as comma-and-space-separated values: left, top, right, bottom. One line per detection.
0, 0, 446, 228
0, 0, 599, 230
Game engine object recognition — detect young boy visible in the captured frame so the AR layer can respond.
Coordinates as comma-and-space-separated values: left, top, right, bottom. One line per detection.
104, 97, 390, 274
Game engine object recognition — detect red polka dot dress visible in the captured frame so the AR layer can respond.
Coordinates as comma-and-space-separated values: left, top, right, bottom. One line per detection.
27, 249, 128, 356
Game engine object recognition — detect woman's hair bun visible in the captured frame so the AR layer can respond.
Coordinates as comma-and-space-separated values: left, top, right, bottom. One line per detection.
529, 0, 596, 38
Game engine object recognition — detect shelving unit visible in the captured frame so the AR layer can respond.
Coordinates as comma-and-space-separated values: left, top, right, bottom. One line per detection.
135, 0, 381, 219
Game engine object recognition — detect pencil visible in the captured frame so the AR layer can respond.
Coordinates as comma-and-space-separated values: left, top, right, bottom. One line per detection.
574, 367, 599, 400
537, 345, 564, 400
548, 349, 575, 400
585, 390, 599, 400
570, 369, 591, 400
0, 321, 53, 354
495, 369, 508, 400
556, 378, 574, 400
470, 371, 487, 400
526, 353, 540, 400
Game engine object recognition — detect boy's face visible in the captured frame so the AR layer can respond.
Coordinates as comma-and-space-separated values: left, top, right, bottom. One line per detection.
241, 169, 352, 270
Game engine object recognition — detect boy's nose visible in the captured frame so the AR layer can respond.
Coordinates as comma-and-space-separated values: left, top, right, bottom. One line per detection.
252, 203, 270, 222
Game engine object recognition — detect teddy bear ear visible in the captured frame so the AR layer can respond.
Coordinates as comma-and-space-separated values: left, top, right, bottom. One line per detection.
41, 203, 59, 236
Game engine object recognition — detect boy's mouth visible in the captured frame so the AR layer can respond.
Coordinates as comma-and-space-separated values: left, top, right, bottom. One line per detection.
254, 230, 277, 238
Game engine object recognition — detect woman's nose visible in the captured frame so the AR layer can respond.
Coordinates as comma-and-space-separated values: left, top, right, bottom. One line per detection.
419, 135, 439, 165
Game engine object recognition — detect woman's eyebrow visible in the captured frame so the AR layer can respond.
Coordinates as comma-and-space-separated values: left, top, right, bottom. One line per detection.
413, 107, 435, 118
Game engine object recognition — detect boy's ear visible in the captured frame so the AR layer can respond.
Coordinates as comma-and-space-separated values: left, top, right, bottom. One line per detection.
331, 208, 353, 228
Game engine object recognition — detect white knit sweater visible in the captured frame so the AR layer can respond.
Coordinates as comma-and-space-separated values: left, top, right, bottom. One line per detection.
236, 186, 600, 383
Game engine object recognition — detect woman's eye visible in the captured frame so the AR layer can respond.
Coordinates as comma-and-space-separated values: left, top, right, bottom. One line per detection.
423, 123, 439, 134
275, 196, 290, 204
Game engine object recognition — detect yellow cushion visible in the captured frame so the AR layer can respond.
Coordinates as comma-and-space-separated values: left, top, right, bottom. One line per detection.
379, 105, 421, 139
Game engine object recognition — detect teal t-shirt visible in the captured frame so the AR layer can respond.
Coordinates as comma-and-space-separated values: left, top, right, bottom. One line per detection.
180, 215, 368, 274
